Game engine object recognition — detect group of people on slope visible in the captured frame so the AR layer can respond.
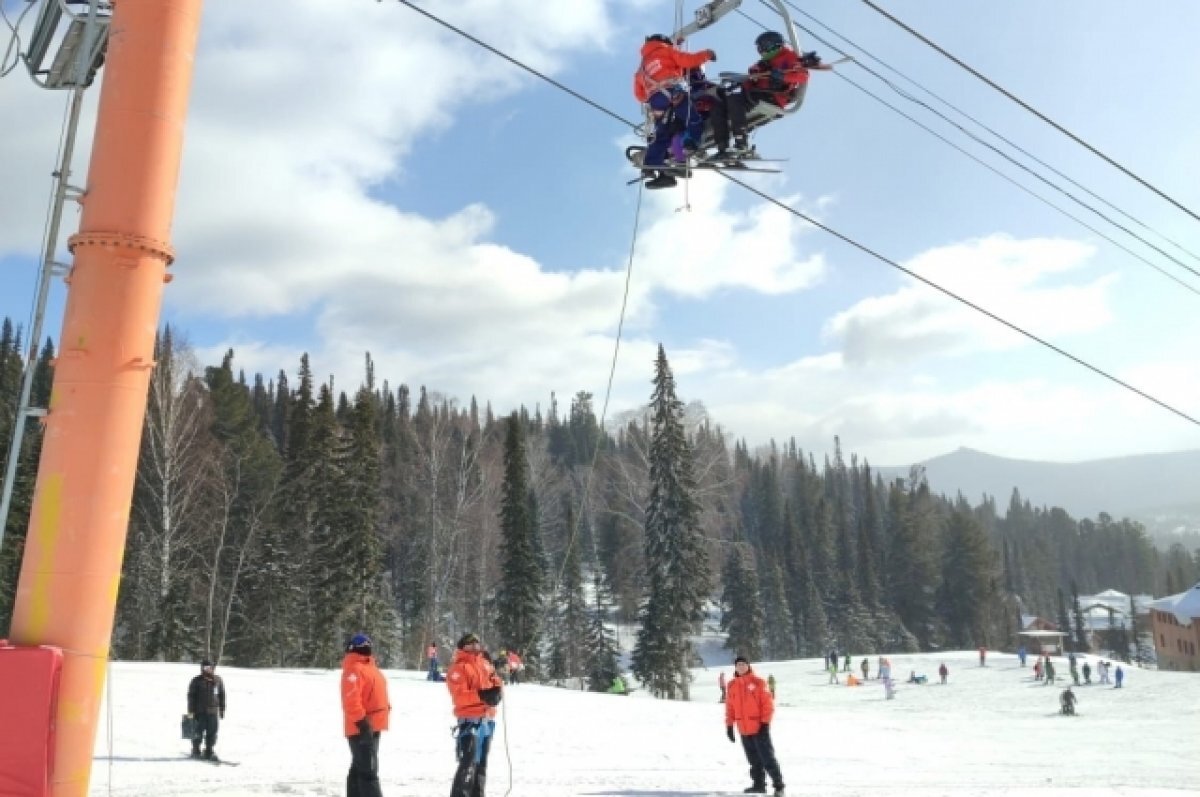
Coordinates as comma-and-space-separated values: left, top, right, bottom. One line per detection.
185, 643, 799, 797
338, 631, 504, 797
632, 30, 831, 188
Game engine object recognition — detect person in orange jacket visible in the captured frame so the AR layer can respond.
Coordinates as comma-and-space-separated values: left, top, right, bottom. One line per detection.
725, 656, 785, 796
633, 34, 717, 189
341, 633, 391, 797
447, 632, 504, 797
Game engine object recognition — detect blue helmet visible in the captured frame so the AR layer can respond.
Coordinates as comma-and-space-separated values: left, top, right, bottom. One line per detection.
348, 633, 372, 651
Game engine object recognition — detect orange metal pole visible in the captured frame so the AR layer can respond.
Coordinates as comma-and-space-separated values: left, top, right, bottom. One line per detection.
9, 1, 204, 795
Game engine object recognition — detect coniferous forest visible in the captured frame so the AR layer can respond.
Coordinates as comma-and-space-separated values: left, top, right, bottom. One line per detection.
1, 319, 1198, 696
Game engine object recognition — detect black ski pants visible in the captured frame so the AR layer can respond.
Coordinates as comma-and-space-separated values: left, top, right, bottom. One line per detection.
740, 726, 784, 790
347, 732, 383, 797
191, 714, 219, 753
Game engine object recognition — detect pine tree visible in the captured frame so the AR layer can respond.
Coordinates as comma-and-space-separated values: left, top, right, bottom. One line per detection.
936, 510, 997, 648
761, 561, 797, 659
547, 505, 590, 682
495, 413, 544, 672
1056, 588, 1072, 652
1071, 582, 1088, 653
631, 346, 711, 700
583, 574, 621, 692
719, 546, 764, 660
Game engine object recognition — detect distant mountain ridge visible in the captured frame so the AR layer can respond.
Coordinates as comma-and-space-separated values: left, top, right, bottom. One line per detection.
877, 447, 1200, 522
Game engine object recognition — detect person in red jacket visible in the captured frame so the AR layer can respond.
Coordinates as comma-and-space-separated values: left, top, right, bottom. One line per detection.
341, 633, 391, 797
725, 656, 785, 796
447, 633, 504, 797
720, 31, 831, 153
633, 34, 717, 188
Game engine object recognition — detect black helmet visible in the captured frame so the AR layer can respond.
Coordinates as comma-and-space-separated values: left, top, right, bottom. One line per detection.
755, 31, 786, 55
645, 34, 673, 45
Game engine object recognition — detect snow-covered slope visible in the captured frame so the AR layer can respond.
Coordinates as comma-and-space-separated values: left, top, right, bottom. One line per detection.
90, 650, 1197, 796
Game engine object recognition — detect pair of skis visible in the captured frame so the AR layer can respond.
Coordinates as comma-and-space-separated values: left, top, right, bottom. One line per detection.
629, 154, 783, 186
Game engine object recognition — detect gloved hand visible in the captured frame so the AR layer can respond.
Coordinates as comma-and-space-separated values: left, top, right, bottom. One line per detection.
355, 718, 373, 744
726, 726, 735, 743
769, 69, 785, 83
760, 723, 770, 732
801, 50, 822, 68
703, 49, 717, 62
479, 686, 502, 707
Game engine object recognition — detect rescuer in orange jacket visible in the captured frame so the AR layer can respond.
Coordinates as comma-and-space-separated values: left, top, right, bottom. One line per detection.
447, 632, 504, 797
341, 633, 391, 797
633, 34, 717, 188
724, 656, 785, 796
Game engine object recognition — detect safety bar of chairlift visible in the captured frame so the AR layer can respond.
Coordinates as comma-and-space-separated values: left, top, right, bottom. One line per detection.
674, 0, 806, 114
25, 0, 111, 89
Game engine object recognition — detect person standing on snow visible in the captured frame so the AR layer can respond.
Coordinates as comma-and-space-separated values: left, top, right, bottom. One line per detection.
860, 658, 869, 681
718, 670, 727, 703
725, 656, 785, 796
427, 642, 440, 682
186, 659, 226, 761
506, 650, 523, 685
938, 662, 948, 685
447, 633, 504, 797
1114, 665, 1124, 688
341, 633, 391, 797
979, 646, 987, 666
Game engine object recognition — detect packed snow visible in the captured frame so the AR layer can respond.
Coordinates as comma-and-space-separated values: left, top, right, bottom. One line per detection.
89, 650, 1198, 796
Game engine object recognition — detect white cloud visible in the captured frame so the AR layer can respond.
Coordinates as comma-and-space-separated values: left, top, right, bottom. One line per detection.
825, 235, 1112, 365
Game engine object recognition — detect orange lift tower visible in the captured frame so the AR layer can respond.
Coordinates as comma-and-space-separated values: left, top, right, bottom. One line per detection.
0, 1, 204, 795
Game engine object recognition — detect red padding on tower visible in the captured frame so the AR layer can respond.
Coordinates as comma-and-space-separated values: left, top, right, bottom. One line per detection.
0, 642, 63, 797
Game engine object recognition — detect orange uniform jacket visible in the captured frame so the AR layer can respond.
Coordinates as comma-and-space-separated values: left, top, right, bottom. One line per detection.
341, 652, 391, 737
633, 40, 715, 103
447, 649, 503, 720
725, 667, 774, 736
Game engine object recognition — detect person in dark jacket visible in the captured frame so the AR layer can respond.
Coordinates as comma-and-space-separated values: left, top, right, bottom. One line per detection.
725, 656, 785, 796
186, 659, 226, 761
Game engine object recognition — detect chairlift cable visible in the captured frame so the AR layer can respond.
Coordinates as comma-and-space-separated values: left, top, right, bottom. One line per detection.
391, 0, 1200, 432
735, 5, 1200, 295
776, 0, 1200, 266
861, 0, 1200, 225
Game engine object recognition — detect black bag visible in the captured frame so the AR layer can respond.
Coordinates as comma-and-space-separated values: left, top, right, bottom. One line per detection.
181, 714, 197, 739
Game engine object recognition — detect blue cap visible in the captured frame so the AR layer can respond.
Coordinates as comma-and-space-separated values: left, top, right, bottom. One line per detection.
349, 633, 372, 649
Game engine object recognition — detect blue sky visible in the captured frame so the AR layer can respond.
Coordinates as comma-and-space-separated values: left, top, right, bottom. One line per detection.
2, 0, 1199, 466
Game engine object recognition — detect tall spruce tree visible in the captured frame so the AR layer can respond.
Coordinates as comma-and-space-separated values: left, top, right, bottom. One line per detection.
495, 413, 544, 671
1070, 582, 1088, 652
719, 545, 764, 660
631, 346, 711, 700
584, 573, 622, 692
1056, 588, 1072, 652
936, 510, 997, 648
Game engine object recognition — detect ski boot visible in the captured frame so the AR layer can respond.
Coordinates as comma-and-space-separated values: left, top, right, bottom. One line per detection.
743, 786, 767, 795
642, 170, 677, 190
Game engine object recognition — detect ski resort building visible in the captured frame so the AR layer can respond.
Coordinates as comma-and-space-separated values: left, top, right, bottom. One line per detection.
1149, 583, 1200, 672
